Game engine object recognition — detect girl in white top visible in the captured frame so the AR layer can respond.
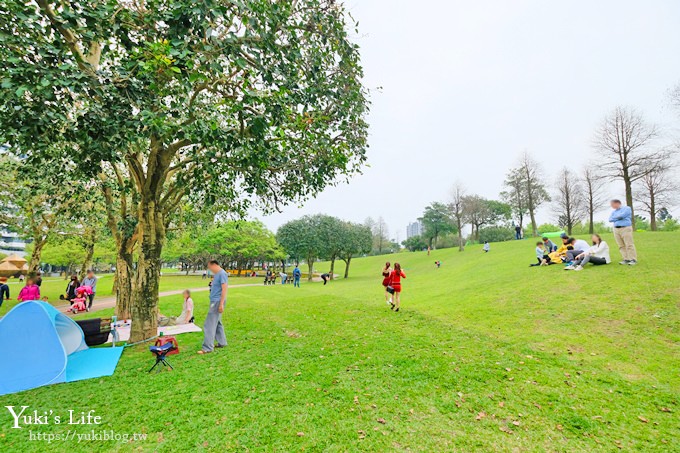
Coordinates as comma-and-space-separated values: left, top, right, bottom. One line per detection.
176, 289, 194, 324
567, 234, 611, 271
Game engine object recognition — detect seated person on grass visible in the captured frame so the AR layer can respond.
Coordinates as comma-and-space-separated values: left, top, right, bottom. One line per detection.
159, 289, 195, 326
565, 234, 611, 271
548, 235, 571, 264
530, 241, 551, 266
542, 237, 557, 253
565, 237, 591, 263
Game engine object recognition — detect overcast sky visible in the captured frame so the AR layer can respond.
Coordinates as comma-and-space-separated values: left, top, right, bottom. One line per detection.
257, 0, 680, 240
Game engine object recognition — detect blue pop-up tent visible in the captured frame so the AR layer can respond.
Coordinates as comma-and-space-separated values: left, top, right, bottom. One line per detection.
0, 301, 124, 395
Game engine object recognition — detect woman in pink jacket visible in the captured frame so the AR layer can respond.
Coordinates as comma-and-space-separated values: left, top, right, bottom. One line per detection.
17, 277, 41, 302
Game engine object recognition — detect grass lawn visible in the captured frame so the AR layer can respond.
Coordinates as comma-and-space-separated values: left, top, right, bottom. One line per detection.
0, 232, 678, 451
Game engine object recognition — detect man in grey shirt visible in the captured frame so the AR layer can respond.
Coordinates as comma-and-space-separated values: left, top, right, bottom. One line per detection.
198, 260, 228, 354
81, 270, 98, 309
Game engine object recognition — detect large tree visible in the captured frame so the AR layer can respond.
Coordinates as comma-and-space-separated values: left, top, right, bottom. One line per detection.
277, 215, 327, 281
419, 202, 454, 249
448, 182, 466, 251
593, 106, 666, 225
582, 166, 607, 234
1, 1, 368, 340
517, 152, 550, 236
636, 163, 677, 231
552, 167, 585, 235
337, 221, 372, 278
501, 167, 529, 230
462, 195, 500, 241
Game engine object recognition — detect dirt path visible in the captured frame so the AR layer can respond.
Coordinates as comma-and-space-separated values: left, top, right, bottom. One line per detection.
54, 277, 332, 314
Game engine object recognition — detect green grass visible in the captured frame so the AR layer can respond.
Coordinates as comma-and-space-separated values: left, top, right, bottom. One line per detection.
1, 232, 678, 451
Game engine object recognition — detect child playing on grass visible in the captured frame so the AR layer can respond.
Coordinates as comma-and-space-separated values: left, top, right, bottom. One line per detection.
0, 277, 9, 308
17, 277, 40, 302
530, 242, 549, 266
483, 242, 490, 253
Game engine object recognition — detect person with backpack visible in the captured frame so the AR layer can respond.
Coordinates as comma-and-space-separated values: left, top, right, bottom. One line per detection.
387, 263, 406, 312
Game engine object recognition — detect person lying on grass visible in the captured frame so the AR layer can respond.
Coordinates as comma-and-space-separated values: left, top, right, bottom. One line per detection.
565, 234, 611, 271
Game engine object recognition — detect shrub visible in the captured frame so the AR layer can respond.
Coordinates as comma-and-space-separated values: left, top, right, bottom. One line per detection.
479, 226, 515, 243
537, 223, 561, 234
659, 218, 680, 231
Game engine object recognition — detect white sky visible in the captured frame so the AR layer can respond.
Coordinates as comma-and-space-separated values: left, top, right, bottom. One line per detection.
258, 0, 680, 240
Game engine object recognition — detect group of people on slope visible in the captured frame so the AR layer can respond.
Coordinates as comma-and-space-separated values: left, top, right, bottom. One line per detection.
381, 261, 406, 312
531, 233, 611, 271
530, 199, 637, 271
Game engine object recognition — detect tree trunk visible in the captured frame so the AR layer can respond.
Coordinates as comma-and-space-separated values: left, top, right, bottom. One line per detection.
307, 256, 314, 281
329, 256, 335, 280
114, 250, 134, 320
130, 200, 165, 342
528, 207, 538, 237
343, 257, 351, 278
624, 176, 635, 229
457, 219, 464, 252
79, 228, 96, 280
28, 238, 46, 275
649, 194, 657, 231
588, 200, 595, 234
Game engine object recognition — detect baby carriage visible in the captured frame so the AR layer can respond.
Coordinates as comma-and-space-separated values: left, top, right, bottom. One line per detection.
69, 285, 93, 314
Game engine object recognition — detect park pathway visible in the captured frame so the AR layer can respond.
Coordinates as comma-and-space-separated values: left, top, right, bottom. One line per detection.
54, 282, 264, 314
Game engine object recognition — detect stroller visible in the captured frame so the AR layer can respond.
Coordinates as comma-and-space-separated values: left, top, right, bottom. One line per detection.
69, 285, 93, 314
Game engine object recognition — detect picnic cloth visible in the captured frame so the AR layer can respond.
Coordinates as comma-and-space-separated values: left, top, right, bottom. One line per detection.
108, 321, 202, 343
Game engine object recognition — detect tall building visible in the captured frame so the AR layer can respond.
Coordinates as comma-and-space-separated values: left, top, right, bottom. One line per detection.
0, 230, 27, 257
406, 221, 423, 239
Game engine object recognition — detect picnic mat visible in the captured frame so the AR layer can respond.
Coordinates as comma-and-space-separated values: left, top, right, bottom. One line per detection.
108, 321, 202, 343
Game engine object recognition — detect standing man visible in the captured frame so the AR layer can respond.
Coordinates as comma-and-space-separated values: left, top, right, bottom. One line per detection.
609, 199, 637, 265
199, 260, 228, 354
514, 224, 522, 240
81, 270, 98, 309
293, 265, 301, 287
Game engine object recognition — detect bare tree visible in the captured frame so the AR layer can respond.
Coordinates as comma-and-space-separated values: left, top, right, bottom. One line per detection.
636, 162, 678, 231
552, 167, 585, 235
582, 166, 607, 234
449, 182, 466, 251
501, 167, 528, 230
593, 106, 660, 225
517, 152, 550, 237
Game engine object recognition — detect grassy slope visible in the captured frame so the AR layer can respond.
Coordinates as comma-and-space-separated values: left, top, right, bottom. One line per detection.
0, 232, 678, 452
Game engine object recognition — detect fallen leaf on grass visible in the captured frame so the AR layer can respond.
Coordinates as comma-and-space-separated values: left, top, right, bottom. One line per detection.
498, 402, 505, 408
533, 403, 542, 409
296, 432, 305, 437
499, 426, 513, 434
659, 407, 671, 413
354, 395, 359, 404
357, 430, 366, 439
556, 424, 563, 431
475, 412, 486, 421
377, 418, 386, 424
512, 420, 520, 426
638, 416, 648, 423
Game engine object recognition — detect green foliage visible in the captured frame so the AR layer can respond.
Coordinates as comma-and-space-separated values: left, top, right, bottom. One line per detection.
537, 223, 562, 234
402, 235, 428, 252
659, 218, 680, 231
478, 226, 516, 243
634, 215, 650, 231
277, 215, 328, 274
198, 221, 283, 270
419, 202, 454, 248
571, 222, 612, 235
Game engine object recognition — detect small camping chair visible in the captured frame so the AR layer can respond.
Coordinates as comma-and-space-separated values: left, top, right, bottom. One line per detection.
148, 342, 176, 372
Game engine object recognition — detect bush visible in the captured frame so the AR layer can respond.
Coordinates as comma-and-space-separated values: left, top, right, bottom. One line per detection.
572, 222, 612, 235
659, 218, 680, 231
478, 226, 515, 243
537, 223, 561, 234
436, 234, 463, 249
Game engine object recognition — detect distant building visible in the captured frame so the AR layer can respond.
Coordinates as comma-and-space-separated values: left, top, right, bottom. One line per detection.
406, 221, 423, 239
0, 230, 27, 257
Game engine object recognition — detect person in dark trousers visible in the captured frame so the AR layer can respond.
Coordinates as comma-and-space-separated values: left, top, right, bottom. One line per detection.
515, 225, 522, 240
293, 266, 302, 287
64, 274, 80, 304
0, 277, 9, 308
81, 270, 98, 309
321, 273, 330, 285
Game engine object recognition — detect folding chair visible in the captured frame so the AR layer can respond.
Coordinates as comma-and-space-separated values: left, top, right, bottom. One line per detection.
148, 342, 176, 372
